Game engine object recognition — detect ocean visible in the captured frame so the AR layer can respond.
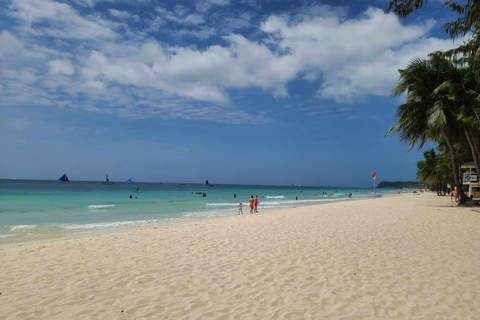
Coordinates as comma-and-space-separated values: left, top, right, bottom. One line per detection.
0, 179, 400, 241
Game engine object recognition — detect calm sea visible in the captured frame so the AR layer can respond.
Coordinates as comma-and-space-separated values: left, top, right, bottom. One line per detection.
0, 179, 399, 241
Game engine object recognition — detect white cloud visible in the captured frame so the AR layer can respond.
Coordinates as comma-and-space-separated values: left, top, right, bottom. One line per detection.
196, 0, 230, 12
0, 0, 461, 124
71, 0, 150, 8
0, 31, 24, 56
260, 7, 449, 102
48, 59, 75, 75
8, 0, 117, 40
108, 9, 139, 21
155, 5, 205, 25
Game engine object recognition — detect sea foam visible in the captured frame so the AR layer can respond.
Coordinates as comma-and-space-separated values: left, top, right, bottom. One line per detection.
10, 225, 37, 231
61, 219, 157, 230
88, 205, 116, 209
0, 234, 16, 238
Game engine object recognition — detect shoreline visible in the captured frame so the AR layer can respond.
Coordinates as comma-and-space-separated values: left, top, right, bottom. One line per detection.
0, 192, 393, 248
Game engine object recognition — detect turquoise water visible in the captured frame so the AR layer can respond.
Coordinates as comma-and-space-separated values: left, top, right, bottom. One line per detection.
0, 179, 398, 240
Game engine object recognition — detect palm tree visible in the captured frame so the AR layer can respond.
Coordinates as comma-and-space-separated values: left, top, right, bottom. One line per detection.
386, 55, 470, 202
417, 147, 455, 195
416, 149, 442, 194
433, 61, 480, 174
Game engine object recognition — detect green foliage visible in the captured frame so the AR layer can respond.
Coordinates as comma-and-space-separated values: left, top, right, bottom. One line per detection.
416, 148, 454, 190
376, 181, 425, 188
386, 55, 473, 201
385, 55, 462, 150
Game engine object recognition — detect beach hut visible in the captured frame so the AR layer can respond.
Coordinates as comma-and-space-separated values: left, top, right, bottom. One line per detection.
460, 162, 479, 198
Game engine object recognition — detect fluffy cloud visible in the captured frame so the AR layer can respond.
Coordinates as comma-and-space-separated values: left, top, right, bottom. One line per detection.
48, 59, 75, 75
155, 5, 205, 25
108, 9, 139, 21
78, 7, 453, 104
8, 0, 117, 40
260, 7, 452, 102
0, 0, 460, 124
196, 0, 230, 12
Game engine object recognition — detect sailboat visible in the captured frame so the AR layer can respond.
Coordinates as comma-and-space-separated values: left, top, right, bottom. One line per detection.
103, 174, 114, 184
126, 178, 132, 184
59, 174, 69, 182
204, 179, 214, 187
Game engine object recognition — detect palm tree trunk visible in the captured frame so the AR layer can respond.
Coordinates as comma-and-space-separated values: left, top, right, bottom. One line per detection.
464, 128, 480, 174
467, 125, 480, 165
443, 130, 469, 202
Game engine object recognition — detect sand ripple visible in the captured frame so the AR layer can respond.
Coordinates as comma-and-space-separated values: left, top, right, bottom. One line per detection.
1, 194, 479, 319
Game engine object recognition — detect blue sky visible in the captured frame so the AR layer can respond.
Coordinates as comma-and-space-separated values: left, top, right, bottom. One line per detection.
0, 0, 459, 186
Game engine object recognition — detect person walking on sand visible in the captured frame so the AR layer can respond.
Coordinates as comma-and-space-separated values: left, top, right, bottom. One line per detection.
454, 186, 459, 202
249, 195, 254, 213
238, 202, 243, 215
254, 195, 259, 213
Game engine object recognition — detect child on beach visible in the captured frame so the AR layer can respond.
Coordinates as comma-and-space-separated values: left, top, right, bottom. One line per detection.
238, 202, 243, 215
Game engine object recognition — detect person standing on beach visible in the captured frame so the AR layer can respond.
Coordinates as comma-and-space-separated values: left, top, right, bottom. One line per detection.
254, 195, 259, 213
238, 202, 243, 215
454, 186, 459, 202
249, 195, 254, 213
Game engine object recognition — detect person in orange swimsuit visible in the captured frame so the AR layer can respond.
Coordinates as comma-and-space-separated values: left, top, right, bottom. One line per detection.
249, 195, 254, 213
254, 195, 259, 213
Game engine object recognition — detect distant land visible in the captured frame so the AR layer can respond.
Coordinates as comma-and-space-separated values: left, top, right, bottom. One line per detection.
377, 181, 426, 189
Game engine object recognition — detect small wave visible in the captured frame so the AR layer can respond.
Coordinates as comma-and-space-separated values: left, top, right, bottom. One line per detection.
280, 198, 343, 204
262, 201, 281, 205
205, 203, 238, 206
0, 234, 16, 239
88, 205, 116, 209
266, 195, 285, 199
10, 225, 37, 231
61, 219, 157, 230
184, 210, 230, 218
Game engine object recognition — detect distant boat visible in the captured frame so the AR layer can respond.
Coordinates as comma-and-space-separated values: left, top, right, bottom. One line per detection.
204, 179, 214, 187
103, 174, 114, 184
59, 174, 69, 182
127, 178, 132, 184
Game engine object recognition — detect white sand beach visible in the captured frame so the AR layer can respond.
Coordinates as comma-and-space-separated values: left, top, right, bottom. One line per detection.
1, 193, 479, 319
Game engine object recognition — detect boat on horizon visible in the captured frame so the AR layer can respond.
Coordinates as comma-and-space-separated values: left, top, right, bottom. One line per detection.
59, 174, 69, 182
127, 178, 132, 184
103, 174, 115, 184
